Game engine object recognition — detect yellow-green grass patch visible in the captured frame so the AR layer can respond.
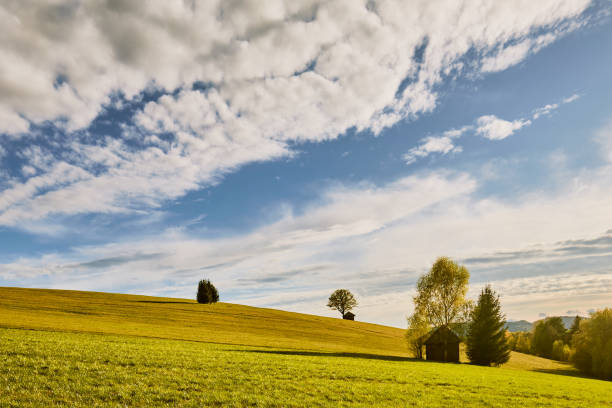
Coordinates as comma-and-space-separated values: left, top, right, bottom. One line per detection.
1, 287, 608, 407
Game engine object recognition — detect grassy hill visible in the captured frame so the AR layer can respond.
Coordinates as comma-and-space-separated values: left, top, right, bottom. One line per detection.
1, 287, 611, 407
0, 287, 407, 356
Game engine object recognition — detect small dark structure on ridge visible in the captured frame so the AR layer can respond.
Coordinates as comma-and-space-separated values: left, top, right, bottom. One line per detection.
423, 325, 460, 362
342, 311, 355, 321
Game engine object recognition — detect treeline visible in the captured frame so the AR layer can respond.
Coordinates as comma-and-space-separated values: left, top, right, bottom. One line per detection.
507, 309, 612, 380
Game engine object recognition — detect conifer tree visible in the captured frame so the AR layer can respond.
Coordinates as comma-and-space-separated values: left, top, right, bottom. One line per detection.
197, 279, 219, 304
466, 285, 510, 366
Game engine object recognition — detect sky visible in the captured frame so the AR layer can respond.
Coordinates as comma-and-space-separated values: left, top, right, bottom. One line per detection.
1, 0, 612, 328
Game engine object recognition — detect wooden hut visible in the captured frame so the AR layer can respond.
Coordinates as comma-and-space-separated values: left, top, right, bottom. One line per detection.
342, 311, 355, 321
423, 326, 460, 362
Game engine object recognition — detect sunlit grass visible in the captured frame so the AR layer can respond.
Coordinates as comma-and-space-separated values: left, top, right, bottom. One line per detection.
1, 287, 609, 407
0, 287, 408, 356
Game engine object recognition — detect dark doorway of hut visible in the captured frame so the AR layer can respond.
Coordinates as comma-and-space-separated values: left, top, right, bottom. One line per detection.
422, 326, 460, 363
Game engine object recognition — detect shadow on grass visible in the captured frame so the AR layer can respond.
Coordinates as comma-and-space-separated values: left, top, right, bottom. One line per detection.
235, 349, 416, 362
532, 368, 592, 379
132, 300, 194, 304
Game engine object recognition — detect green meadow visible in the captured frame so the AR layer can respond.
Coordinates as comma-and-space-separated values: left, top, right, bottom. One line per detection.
1, 287, 611, 407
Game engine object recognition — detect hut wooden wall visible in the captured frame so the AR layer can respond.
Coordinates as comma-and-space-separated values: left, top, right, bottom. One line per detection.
425, 342, 459, 362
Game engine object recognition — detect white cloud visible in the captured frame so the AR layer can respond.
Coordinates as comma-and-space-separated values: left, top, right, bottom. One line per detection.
476, 115, 531, 140
480, 22, 581, 73
0, 108, 29, 136
0, 0, 593, 225
532, 93, 581, 119
532, 103, 560, 119
563, 93, 581, 104
0, 1, 607, 326
405, 93, 581, 165
404, 126, 470, 164
20, 165, 37, 177
481, 40, 532, 73
3, 160, 612, 327
404, 136, 458, 164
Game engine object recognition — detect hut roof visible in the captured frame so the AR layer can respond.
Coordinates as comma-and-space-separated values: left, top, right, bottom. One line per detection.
343, 312, 355, 318
422, 325, 461, 345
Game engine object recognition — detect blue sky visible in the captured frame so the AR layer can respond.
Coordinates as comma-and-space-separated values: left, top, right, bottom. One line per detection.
1, 0, 611, 327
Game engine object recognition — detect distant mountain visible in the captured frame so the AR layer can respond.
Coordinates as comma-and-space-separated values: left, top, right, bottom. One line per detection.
505, 320, 533, 332
505, 316, 582, 332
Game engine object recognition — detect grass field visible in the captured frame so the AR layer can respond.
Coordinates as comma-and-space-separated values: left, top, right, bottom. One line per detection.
1, 287, 611, 407
0, 287, 408, 356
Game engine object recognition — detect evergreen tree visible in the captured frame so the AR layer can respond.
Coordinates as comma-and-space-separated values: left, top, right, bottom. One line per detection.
466, 285, 510, 366
197, 279, 219, 304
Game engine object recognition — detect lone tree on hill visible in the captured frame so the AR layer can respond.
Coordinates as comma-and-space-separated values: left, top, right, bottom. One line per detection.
413, 257, 472, 328
327, 289, 357, 318
197, 279, 219, 304
466, 285, 510, 366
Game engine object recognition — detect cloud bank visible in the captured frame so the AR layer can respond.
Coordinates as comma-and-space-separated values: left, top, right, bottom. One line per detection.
0, 0, 593, 227
0, 0, 607, 328
2, 158, 611, 326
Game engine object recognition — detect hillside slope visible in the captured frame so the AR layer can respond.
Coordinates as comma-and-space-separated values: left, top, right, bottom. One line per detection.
0, 287, 578, 372
3, 327, 611, 407
2, 287, 610, 407
0, 287, 408, 356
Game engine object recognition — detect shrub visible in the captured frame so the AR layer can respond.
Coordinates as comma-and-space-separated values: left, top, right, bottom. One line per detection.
505, 331, 532, 354
197, 279, 219, 304
514, 332, 532, 354
506, 332, 517, 351
406, 312, 430, 359
562, 344, 574, 362
572, 308, 612, 380
551, 340, 572, 361
565, 316, 582, 344
532, 317, 565, 358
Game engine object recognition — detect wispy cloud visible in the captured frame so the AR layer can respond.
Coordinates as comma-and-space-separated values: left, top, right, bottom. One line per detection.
0, 0, 605, 328
2, 155, 612, 326
532, 93, 581, 119
462, 230, 612, 266
475, 115, 532, 140
68, 253, 164, 269
404, 93, 583, 164
563, 94, 581, 104
237, 265, 330, 285
404, 127, 469, 164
